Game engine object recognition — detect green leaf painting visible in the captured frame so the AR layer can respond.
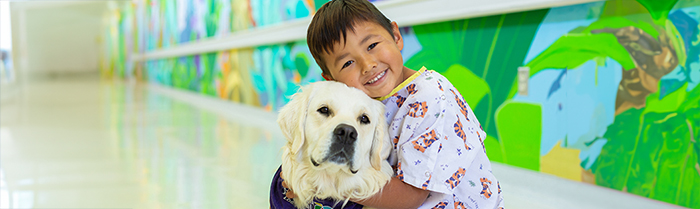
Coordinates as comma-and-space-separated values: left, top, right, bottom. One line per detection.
591, 85, 700, 208
518, 1, 700, 207
496, 101, 542, 170
518, 14, 659, 97
637, 0, 680, 23
483, 135, 503, 163
406, 9, 549, 142
442, 64, 490, 108
525, 32, 635, 75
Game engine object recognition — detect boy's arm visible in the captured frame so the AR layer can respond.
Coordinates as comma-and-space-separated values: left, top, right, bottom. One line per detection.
353, 176, 430, 209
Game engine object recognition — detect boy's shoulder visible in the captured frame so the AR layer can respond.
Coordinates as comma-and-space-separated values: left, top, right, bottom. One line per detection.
389, 68, 452, 100
381, 68, 457, 113
416, 69, 451, 91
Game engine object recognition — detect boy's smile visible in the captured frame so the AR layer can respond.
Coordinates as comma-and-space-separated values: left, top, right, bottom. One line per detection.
322, 21, 414, 98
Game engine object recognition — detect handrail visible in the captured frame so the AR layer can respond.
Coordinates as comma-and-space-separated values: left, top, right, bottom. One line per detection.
131, 0, 604, 62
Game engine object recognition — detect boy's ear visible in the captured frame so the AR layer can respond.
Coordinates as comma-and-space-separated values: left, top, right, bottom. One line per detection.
322, 73, 333, 81
391, 21, 404, 51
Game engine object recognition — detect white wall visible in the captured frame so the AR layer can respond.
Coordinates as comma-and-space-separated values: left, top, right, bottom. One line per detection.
10, 1, 109, 79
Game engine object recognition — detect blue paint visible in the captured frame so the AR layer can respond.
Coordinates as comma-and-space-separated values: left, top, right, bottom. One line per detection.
513, 58, 621, 164
547, 68, 567, 99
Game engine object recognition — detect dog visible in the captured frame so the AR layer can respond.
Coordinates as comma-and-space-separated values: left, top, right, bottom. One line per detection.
271, 81, 393, 209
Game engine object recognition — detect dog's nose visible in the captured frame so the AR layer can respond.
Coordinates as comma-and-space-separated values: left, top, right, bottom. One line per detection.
333, 124, 357, 143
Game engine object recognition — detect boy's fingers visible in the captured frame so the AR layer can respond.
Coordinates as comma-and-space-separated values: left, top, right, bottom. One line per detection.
286, 190, 297, 199
281, 181, 297, 198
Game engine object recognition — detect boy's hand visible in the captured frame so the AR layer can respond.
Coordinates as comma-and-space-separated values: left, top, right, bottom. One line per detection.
281, 179, 297, 199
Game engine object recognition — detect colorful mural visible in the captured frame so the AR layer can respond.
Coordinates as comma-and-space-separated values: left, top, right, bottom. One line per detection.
405, 0, 700, 207
102, 0, 323, 110
102, 0, 700, 207
400, 0, 700, 207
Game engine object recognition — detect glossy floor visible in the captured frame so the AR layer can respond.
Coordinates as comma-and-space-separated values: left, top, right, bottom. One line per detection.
0, 77, 684, 209
1, 77, 284, 208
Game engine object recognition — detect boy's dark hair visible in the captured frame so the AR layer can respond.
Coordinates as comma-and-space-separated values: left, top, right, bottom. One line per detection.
307, 0, 394, 77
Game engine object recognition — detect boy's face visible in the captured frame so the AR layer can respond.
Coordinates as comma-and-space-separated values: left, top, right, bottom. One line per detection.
321, 21, 406, 98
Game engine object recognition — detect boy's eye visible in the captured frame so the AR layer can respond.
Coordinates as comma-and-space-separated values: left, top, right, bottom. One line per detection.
341, 60, 354, 69
367, 42, 378, 51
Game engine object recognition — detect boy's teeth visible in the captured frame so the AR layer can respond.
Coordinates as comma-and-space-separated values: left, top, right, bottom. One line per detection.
367, 70, 386, 84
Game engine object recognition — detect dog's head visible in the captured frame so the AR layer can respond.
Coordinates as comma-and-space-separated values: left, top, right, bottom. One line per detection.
277, 81, 392, 207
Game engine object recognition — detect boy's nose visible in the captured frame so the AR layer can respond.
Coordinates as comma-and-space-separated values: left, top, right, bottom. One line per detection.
359, 54, 377, 75
362, 61, 377, 75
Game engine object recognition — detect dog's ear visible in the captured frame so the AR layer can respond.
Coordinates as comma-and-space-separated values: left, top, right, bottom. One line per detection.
277, 86, 310, 155
370, 101, 390, 171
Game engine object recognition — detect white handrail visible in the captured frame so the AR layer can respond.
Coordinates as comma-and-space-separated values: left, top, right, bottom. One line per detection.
132, 0, 604, 62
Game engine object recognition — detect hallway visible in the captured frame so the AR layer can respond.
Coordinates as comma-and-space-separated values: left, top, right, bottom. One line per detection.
1, 77, 283, 208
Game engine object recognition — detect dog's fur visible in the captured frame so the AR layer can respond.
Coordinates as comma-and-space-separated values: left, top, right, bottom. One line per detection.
278, 81, 393, 208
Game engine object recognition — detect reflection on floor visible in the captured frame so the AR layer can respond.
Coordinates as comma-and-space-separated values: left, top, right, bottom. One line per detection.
0, 77, 684, 209
1, 78, 283, 208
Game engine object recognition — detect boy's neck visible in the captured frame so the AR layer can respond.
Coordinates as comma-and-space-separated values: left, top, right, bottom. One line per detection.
401, 66, 417, 82
375, 66, 420, 101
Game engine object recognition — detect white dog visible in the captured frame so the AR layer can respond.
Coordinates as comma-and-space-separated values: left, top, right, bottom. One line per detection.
274, 81, 393, 209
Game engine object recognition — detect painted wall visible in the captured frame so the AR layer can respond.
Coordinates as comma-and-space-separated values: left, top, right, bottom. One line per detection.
103, 0, 700, 207
402, 2, 699, 208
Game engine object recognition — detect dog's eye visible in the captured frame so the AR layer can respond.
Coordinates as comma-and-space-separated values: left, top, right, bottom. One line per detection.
359, 114, 370, 124
317, 106, 330, 116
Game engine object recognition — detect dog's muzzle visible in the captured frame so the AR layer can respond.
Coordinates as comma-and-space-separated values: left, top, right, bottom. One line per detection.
310, 124, 359, 174
327, 124, 357, 164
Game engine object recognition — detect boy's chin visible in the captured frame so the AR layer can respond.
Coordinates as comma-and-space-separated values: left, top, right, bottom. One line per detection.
362, 78, 395, 98
366, 88, 392, 99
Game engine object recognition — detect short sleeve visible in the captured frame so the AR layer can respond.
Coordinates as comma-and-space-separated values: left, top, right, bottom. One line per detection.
383, 69, 500, 208
393, 81, 454, 194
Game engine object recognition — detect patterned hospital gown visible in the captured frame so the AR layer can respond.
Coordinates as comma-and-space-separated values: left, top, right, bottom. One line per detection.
379, 67, 505, 209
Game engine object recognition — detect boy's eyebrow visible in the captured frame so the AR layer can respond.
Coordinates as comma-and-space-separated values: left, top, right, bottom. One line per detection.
360, 34, 377, 45
335, 53, 350, 66
333, 34, 379, 65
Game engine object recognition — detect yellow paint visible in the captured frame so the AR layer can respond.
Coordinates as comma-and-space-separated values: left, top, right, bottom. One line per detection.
293, 71, 301, 83
219, 49, 260, 107
305, 0, 316, 12
540, 141, 583, 181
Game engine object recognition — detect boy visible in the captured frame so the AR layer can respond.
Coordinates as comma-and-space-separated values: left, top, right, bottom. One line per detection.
286, 0, 504, 208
